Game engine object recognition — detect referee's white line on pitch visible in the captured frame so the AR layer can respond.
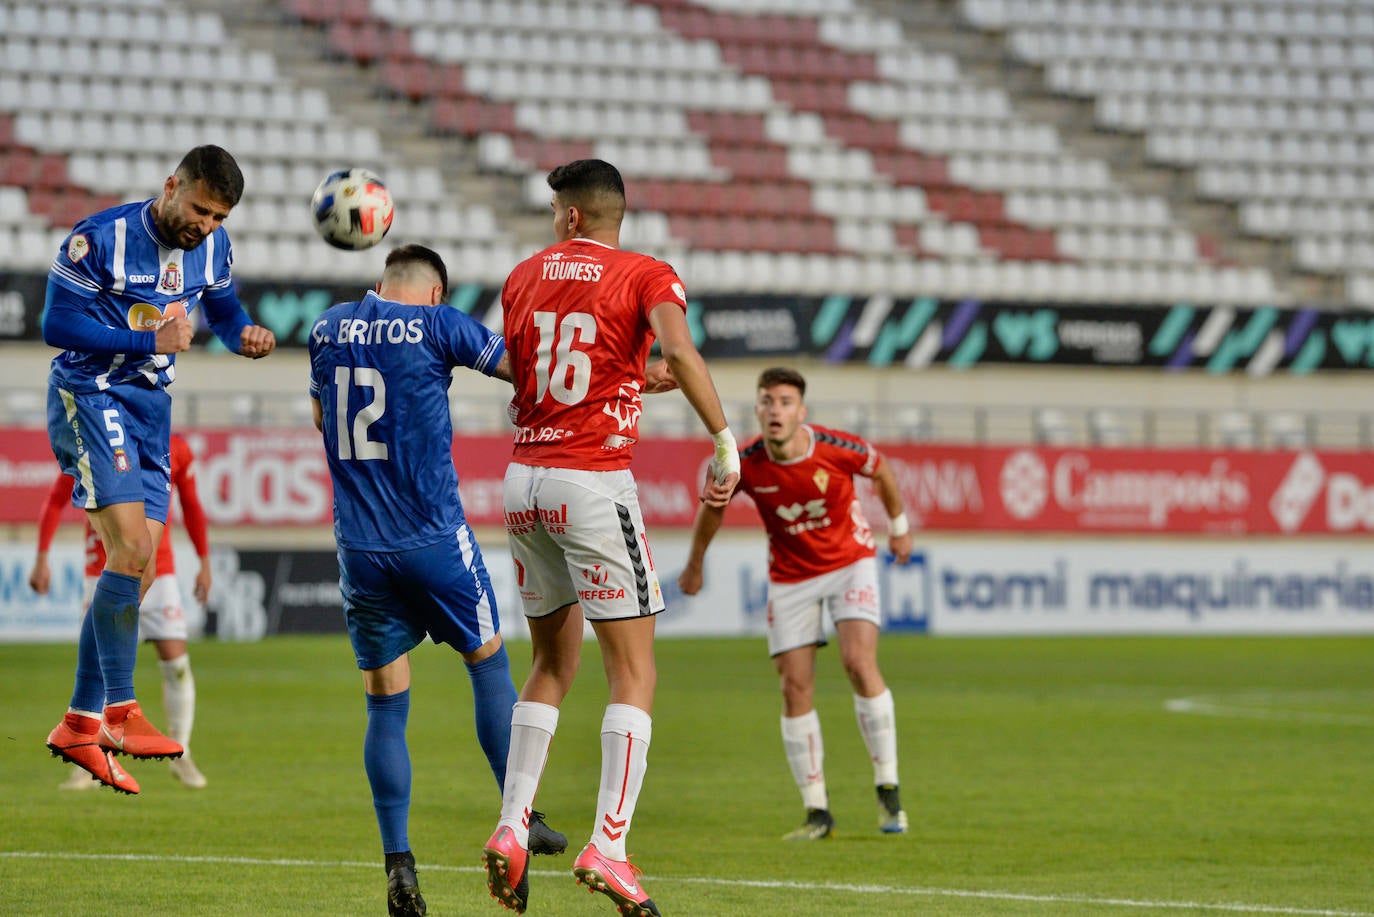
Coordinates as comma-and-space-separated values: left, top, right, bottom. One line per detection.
2, 851, 1369, 916
1165, 696, 1374, 726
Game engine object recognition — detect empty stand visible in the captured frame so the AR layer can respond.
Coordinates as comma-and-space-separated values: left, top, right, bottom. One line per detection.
0, 0, 1333, 303
332, 0, 1272, 300
965, 0, 1374, 304
0, 0, 519, 282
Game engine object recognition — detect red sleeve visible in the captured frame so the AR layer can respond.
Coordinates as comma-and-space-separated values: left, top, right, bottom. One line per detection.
170, 436, 211, 558
858, 447, 883, 479
36, 474, 76, 552
637, 259, 686, 321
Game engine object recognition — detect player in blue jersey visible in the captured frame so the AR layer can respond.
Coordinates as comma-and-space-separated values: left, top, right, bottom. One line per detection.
43, 145, 276, 795
308, 244, 566, 917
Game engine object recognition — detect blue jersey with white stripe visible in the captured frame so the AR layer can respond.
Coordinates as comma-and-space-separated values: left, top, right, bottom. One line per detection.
308, 290, 506, 552
47, 199, 236, 393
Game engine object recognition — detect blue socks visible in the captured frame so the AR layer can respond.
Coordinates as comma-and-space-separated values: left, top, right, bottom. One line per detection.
69, 600, 105, 712
364, 689, 412, 855
89, 570, 142, 705
466, 645, 518, 791
363, 646, 515, 857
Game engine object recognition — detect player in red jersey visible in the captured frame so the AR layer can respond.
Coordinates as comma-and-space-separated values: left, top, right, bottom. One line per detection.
679, 366, 914, 840
483, 159, 738, 917
29, 432, 213, 790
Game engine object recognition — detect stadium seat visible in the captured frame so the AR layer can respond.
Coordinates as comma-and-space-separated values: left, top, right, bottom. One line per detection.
1033, 407, 1076, 445
1214, 411, 1258, 449
1088, 408, 1132, 446
1266, 412, 1310, 448
979, 0, 1372, 301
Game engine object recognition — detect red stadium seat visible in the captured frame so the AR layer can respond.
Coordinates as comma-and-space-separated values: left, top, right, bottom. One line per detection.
32, 152, 68, 191
289, 0, 370, 26
0, 148, 36, 186
687, 111, 768, 145
695, 182, 730, 217
709, 144, 789, 182
381, 60, 432, 102
770, 78, 850, 116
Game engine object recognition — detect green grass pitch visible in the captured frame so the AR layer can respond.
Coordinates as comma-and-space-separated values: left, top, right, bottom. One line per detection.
2, 634, 1371, 916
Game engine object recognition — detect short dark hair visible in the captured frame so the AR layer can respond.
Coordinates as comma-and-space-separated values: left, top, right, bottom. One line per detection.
384, 244, 449, 297
757, 366, 806, 397
547, 159, 625, 223
175, 145, 244, 207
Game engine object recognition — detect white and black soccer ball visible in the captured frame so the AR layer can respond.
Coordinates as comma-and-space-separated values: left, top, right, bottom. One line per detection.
310, 168, 394, 250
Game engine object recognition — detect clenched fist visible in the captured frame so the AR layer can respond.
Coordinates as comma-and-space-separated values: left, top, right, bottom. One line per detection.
239, 325, 276, 359
155, 316, 194, 354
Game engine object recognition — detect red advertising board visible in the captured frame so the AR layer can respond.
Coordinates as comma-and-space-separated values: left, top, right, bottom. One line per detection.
871, 445, 1374, 536
2, 427, 1372, 535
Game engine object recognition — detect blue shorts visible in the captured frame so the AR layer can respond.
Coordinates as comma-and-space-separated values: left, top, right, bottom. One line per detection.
339, 524, 502, 670
47, 382, 172, 524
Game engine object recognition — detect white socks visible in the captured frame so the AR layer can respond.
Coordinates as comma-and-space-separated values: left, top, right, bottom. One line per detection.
498, 702, 652, 859
781, 710, 828, 810
498, 701, 559, 848
854, 689, 900, 787
158, 654, 196, 748
592, 704, 652, 860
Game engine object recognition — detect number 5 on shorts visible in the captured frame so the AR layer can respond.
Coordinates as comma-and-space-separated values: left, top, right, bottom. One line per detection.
103, 409, 125, 446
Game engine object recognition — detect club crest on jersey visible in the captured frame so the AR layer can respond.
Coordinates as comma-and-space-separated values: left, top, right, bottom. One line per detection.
67, 234, 90, 263
113, 449, 131, 473
813, 468, 830, 493
159, 261, 182, 293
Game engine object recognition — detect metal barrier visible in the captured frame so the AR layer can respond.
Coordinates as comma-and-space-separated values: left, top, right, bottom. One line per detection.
5, 388, 1369, 449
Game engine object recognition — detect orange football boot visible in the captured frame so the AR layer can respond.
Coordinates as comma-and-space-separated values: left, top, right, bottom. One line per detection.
47, 713, 140, 794
99, 702, 183, 759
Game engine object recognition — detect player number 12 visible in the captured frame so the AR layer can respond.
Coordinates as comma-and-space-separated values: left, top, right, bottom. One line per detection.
333, 365, 389, 461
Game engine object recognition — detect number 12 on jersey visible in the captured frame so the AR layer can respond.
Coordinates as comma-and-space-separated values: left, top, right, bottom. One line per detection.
333, 365, 388, 460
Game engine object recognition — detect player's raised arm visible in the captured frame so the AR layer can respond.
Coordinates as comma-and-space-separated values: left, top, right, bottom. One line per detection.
43, 282, 162, 355
648, 300, 738, 505
199, 287, 274, 359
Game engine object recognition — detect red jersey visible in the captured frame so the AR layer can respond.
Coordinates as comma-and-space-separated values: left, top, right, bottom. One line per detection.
736, 424, 881, 584
36, 434, 210, 578
501, 237, 686, 470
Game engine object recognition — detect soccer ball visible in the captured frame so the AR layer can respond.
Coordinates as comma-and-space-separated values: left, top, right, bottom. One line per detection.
310, 168, 394, 250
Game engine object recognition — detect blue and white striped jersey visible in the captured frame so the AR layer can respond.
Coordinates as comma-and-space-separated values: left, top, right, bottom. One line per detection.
46, 198, 236, 393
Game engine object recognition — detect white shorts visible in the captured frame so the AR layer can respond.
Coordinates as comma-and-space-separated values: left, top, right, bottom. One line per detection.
766, 557, 881, 657
503, 463, 666, 621
82, 573, 188, 642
